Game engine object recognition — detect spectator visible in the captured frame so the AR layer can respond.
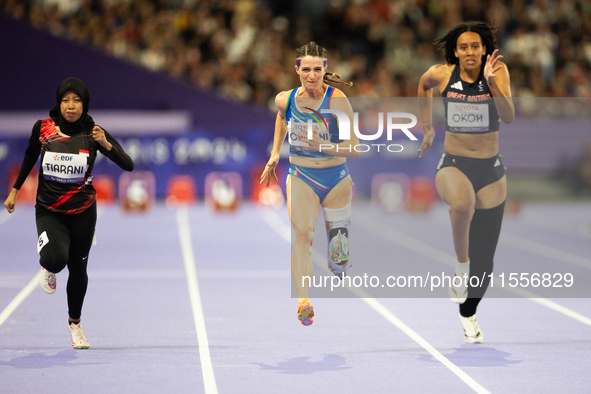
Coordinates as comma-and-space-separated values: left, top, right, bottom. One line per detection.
2, 0, 589, 105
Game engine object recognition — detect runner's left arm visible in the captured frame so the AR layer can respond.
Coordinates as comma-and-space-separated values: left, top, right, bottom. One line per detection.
95, 127, 134, 171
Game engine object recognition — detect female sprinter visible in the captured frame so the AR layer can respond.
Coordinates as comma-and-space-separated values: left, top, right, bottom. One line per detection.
3, 77, 134, 348
260, 42, 359, 326
417, 22, 514, 343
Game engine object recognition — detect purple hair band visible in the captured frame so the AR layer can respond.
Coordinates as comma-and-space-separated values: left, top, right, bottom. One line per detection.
295, 59, 328, 69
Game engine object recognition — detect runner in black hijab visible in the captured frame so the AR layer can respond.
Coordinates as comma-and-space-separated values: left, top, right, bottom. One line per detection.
4, 77, 134, 349
50, 77, 95, 134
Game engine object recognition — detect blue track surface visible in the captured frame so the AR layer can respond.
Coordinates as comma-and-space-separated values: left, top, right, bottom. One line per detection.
1, 202, 590, 393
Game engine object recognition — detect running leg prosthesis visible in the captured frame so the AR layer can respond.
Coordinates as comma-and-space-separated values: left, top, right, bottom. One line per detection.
323, 203, 351, 275
460, 201, 505, 317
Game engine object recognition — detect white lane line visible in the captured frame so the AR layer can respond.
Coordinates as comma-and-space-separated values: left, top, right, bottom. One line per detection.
357, 214, 591, 327
520, 210, 591, 239
500, 234, 591, 270
87, 268, 288, 280
259, 208, 491, 394
430, 209, 591, 270
97, 204, 106, 219
176, 206, 218, 394
359, 296, 490, 394
493, 285, 591, 327
526, 297, 591, 326
0, 205, 106, 327
0, 271, 41, 327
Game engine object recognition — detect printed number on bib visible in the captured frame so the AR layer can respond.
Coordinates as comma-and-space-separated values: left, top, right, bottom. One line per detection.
447, 102, 489, 132
42, 152, 89, 183
37, 231, 49, 253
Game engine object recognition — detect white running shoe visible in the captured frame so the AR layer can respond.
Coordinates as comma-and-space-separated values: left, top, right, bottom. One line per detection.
40, 268, 56, 294
459, 314, 484, 344
69, 322, 90, 349
448, 274, 467, 304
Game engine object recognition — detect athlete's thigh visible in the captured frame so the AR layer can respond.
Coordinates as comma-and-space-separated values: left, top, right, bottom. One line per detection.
475, 175, 506, 209
36, 212, 70, 261
321, 176, 353, 209
68, 205, 97, 258
435, 166, 475, 207
287, 175, 321, 229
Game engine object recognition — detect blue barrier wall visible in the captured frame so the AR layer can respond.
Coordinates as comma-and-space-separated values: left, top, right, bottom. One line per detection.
0, 131, 443, 199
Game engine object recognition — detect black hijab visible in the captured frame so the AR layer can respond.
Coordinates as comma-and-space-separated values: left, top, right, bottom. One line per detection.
49, 77, 95, 135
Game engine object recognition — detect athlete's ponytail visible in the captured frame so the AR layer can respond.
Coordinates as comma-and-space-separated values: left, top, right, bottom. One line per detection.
296, 42, 353, 88
323, 72, 353, 87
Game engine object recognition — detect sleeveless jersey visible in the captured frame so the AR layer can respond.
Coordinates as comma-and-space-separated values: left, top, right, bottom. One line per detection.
441, 64, 500, 133
37, 119, 98, 214
286, 86, 341, 159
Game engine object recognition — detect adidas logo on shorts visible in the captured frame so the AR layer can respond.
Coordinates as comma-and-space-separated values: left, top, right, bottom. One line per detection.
494, 159, 501, 167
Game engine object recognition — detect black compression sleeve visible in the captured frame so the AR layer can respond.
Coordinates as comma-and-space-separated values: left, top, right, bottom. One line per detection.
13, 120, 42, 190
97, 129, 134, 172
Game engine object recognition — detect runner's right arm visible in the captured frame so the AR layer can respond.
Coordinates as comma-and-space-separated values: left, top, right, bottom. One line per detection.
260, 91, 289, 186
417, 65, 446, 158
4, 121, 42, 213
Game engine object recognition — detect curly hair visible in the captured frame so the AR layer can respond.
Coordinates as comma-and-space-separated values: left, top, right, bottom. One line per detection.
434, 21, 497, 65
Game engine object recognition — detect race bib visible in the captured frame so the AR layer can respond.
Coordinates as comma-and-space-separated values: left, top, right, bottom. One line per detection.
37, 231, 49, 253
447, 102, 489, 132
42, 151, 89, 183
287, 118, 331, 150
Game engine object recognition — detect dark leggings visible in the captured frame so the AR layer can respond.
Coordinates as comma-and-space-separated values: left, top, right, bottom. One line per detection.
459, 201, 505, 318
36, 203, 97, 320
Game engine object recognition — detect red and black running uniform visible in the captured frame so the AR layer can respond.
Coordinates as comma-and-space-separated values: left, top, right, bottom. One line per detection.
13, 119, 133, 319
12, 77, 133, 322
13, 116, 132, 320
13, 119, 133, 213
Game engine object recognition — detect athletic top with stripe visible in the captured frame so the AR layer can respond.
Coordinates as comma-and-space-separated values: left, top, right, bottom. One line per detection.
286, 86, 341, 159
441, 64, 500, 133
13, 119, 133, 214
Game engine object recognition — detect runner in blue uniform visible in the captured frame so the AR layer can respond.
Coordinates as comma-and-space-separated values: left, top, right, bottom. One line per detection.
260, 42, 359, 326
418, 22, 515, 343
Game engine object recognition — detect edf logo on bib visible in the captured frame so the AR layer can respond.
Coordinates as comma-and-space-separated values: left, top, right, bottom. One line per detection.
53, 154, 73, 161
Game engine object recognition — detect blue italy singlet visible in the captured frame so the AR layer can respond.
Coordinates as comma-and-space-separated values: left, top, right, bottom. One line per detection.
441, 64, 500, 133
286, 86, 341, 159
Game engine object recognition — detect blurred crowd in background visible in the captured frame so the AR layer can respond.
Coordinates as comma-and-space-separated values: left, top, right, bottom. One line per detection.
2, 0, 591, 109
